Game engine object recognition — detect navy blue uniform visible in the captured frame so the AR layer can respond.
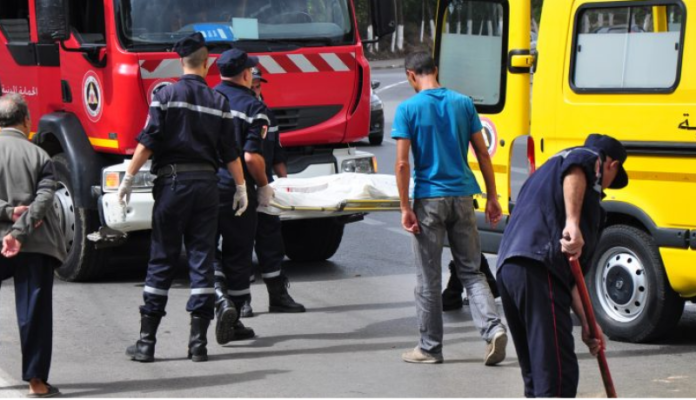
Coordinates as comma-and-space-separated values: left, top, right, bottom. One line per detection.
496, 147, 606, 397
137, 74, 239, 320
254, 106, 287, 280
212, 81, 269, 306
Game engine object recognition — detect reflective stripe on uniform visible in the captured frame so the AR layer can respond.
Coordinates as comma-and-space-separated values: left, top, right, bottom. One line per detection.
228, 288, 251, 297
261, 271, 282, 279
229, 110, 271, 125
214, 270, 226, 278
150, 101, 232, 119
144, 286, 169, 296
191, 288, 216, 295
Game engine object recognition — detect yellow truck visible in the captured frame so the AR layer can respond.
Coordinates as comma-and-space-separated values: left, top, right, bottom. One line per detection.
433, 0, 695, 342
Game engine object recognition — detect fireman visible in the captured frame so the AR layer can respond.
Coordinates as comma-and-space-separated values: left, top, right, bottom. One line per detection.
238, 67, 305, 318
118, 32, 248, 363
210, 49, 275, 344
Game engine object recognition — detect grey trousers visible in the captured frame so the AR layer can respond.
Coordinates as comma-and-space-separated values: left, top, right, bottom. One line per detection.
412, 197, 505, 355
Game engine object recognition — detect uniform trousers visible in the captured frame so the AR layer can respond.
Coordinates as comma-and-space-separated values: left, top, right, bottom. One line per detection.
214, 196, 258, 307
253, 212, 284, 280
497, 257, 579, 398
0, 253, 57, 382
141, 173, 219, 320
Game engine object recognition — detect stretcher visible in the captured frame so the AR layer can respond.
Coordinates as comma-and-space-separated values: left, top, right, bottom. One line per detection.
99, 173, 403, 233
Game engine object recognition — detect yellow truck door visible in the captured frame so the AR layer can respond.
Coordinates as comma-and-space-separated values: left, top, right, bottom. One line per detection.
433, 0, 532, 252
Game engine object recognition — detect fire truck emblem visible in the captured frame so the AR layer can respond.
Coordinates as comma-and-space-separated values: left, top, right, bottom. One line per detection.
82, 72, 103, 122
479, 117, 499, 157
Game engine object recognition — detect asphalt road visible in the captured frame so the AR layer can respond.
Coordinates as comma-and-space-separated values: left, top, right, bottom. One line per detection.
1, 67, 695, 398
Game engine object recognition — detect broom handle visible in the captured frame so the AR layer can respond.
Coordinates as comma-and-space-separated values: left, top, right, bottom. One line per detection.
568, 258, 618, 398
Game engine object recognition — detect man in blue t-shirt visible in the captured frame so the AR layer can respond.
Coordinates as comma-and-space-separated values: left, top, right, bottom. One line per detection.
392, 51, 507, 365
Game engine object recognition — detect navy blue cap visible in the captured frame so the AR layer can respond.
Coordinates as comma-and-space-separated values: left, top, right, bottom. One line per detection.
252, 67, 267, 83
585, 133, 628, 189
217, 48, 259, 78
172, 32, 207, 58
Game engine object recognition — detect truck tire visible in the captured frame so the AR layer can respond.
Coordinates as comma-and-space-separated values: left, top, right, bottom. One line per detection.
587, 224, 684, 343
281, 217, 345, 262
52, 153, 108, 281
369, 134, 383, 146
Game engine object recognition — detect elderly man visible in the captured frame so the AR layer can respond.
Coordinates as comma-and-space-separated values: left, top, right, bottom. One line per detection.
0, 93, 66, 397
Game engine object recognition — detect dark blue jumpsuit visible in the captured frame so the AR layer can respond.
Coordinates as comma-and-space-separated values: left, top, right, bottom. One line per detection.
136, 74, 239, 320
212, 81, 269, 307
496, 147, 607, 398
254, 107, 287, 280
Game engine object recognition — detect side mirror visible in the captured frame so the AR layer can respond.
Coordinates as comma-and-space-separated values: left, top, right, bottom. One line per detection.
35, 0, 70, 43
371, 80, 381, 90
370, 0, 396, 39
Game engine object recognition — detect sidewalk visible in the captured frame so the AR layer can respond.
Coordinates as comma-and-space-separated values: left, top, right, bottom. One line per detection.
368, 58, 405, 70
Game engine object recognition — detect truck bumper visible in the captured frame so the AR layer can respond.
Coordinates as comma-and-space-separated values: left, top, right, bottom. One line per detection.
660, 247, 696, 298
101, 192, 153, 233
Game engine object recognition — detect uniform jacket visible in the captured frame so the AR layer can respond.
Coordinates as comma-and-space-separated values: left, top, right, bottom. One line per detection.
0, 128, 66, 262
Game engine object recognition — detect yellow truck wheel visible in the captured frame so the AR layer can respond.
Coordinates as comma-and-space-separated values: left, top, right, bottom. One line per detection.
587, 225, 684, 343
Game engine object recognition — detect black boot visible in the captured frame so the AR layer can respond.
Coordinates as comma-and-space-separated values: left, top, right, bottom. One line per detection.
266, 275, 306, 313
214, 281, 238, 345
126, 314, 161, 362
188, 315, 211, 362
442, 261, 464, 311
231, 319, 256, 340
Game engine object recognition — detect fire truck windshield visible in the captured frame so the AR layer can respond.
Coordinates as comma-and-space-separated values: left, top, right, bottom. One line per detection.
118, 0, 355, 50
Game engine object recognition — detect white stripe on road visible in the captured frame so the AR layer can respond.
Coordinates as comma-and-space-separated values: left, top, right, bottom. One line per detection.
387, 227, 412, 237
360, 218, 385, 226
288, 54, 319, 73
376, 80, 408, 94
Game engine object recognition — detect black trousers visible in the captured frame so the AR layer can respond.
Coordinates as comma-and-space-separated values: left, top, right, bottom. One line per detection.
141, 174, 219, 320
253, 212, 284, 280
497, 257, 579, 398
214, 197, 258, 306
0, 253, 57, 382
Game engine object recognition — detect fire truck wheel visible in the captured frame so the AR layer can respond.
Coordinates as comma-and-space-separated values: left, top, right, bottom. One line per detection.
281, 217, 345, 262
587, 224, 684, 343
52, 153, 107, 282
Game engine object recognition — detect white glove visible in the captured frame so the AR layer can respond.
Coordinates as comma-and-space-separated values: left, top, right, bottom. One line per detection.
257, 184, 275, 207
117, 173, 135, 206
233, 183, 248, 216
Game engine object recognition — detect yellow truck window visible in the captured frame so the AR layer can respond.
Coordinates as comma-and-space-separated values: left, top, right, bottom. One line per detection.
437, 1, 506, 113
571, 1, 685, 92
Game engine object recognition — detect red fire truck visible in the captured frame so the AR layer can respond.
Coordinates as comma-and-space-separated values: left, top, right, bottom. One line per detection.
0, 0, 395, 281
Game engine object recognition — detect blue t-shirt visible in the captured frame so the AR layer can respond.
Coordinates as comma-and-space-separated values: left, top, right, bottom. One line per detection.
391, 88, 483, 199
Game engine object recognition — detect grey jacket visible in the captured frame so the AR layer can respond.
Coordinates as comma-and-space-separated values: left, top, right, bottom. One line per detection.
0, 128, 66, 262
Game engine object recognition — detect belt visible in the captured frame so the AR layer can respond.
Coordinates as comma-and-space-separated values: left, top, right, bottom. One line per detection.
156, 163, 216, 178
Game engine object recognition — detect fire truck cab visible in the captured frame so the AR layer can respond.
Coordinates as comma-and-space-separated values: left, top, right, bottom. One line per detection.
0, 0, 395, 281
433, 0, 696, 342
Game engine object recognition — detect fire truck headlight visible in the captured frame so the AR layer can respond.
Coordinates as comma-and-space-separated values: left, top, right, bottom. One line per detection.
102, 171, 155, 192
341, 157, 375, 174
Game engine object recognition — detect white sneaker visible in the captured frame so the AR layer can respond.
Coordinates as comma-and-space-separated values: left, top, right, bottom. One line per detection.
484, 330, 507, 366
401, 346, 444, 364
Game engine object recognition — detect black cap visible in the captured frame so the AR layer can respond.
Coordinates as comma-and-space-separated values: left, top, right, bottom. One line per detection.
172, 32, 207, 58
584, 134, 629, 189
217, 49, 259, 77
252, 67, 267, 83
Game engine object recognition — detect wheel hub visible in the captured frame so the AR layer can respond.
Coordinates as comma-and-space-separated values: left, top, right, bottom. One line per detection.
595, 247, 648, 323
53, 182, 76, 253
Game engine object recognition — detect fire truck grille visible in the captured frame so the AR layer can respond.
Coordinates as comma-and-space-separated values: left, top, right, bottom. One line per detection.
271, 105, 343, 133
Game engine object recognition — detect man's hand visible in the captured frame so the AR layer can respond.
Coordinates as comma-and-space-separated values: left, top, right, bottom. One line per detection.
117, 173, 135, 206
582, 322, 605, 357
11, 206, 29, 222
233, 184, 249, 216
485, 197, 502, 228
1, 234, 21, 258
401, 207, 421, 234
257, 184, 275, 208
561, 222, 584, 261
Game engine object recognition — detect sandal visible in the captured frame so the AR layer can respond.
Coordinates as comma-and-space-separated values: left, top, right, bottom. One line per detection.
26, 383, 61, 398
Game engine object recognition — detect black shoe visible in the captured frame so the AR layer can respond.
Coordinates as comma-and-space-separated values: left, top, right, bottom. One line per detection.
240, 299, 254, 318
214, 283, 238, 345
230, 320, 255, 341
442, 261, 464, 311
188, 315, 210, 362
126, 314, 161, 362
266, 275, 306, 313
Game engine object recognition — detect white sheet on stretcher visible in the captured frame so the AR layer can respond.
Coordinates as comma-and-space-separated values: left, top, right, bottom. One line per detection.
258, 173, 402, 218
